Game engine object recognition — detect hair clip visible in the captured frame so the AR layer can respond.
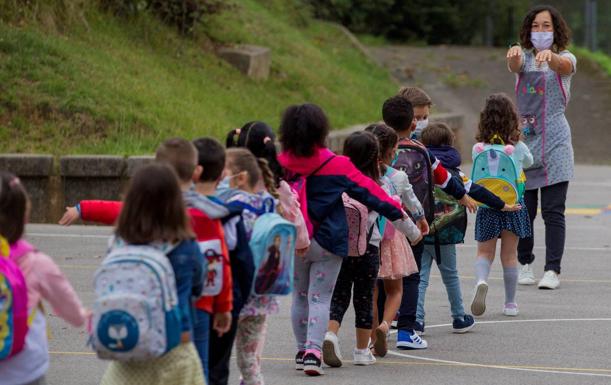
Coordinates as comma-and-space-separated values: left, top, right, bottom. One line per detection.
9, 177, 21, 188
263, 136, 272, 144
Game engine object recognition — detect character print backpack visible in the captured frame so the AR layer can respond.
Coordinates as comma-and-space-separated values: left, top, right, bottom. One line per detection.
238, 198, 297, 296
0, 237, 29, 361
424, 169, 467, 246
91, 239, 182, 361
471, 135, 525, 206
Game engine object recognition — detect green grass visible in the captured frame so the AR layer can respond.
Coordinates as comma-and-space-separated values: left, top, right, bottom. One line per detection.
0, 0, 397, 154
572, 46, 611, 78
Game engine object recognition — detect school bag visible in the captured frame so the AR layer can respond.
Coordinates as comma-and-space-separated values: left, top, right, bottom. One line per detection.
236, 198, 297, 296
91, 239, 182, 361
0, 237, 28, 361
391, 140, 435, 224
342, 193, 370, 257
471, 136, 524, 206
286, 155, 336, 238
424, 168, 467, 246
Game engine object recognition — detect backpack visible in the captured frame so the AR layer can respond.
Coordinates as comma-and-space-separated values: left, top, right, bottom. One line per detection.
91, 240, 182, 361
286, 155, 336, 238
471, 139, 524, 207
0, 237, 28, 361
237, 198, 297, 296
391, 140, 435, 224
342, 193, 370, 257
424, 169, 467, 246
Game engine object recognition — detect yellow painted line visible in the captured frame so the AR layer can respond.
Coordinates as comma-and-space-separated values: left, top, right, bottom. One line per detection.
565, 208, 602, 215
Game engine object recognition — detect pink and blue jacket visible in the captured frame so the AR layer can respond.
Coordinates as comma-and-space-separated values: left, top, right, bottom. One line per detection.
278, 147, 404, 257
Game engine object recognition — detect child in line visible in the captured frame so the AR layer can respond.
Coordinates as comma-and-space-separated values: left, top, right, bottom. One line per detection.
398, 86, 432, 140
99, 163, 206, 385
0, 172, 88, 385
418, 122, 521, 334
220, 148, 283, 385
323, 131, 422, 368
382, 95, 477, 350
277, 103, 406, 376
470, 93, 533, 317
365, 123, 423, 357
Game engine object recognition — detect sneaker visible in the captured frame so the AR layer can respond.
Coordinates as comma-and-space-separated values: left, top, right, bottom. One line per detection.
390, 313, 398, 329
538, 270, 560, 290
518, 264, 536, 285
295, 351, 305, 370
452, 315, 475, 333
414, 321, 426, 336
470, 281, 488, 316
353, 348, 376, 366
503, 303, 519, 316
373, 322, 389, 357
303, 353, 324, 376
322, 332, 343, 368
396, 329, 428, 350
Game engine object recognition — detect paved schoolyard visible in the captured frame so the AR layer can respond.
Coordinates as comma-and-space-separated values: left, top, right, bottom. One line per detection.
29, 165, 611, 385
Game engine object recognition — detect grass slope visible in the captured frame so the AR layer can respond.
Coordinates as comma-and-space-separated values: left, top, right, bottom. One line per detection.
0, 0, 396, 154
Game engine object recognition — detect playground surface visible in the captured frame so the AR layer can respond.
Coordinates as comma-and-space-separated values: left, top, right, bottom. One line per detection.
32, 164, 611, 385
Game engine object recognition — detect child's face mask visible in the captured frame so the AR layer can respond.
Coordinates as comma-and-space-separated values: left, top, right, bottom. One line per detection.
412, 118, 429, 139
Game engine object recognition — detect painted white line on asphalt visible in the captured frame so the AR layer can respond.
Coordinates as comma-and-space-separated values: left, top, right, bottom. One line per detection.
457, 244, 610, 252
28, 232, 110, 239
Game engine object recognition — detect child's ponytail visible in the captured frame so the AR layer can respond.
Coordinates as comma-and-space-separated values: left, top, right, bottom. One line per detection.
257, 157, 279, 199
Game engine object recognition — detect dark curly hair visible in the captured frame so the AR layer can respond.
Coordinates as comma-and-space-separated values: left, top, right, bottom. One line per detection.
343, 131, 381, 183
382, 96, 414, 133
364, 123, 398, 171
279, 103, 330, 157
519, 5, 571, 52
476, 93, 520, 145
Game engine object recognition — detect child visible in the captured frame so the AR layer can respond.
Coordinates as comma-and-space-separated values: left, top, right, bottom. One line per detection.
277, 103, 406, 376
382, 95, 477, 349
364, 123, 423, 356
418, 122, 520, 334
398, 86, 432, 140
220, 148, 283, 385
0, 172, 88, 385
323, 131, 422, 368
99, 163, 206, 385
470, 93, 534, 317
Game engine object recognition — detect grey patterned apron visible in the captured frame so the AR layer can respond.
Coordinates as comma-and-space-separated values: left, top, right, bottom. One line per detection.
516, 52, 574, 189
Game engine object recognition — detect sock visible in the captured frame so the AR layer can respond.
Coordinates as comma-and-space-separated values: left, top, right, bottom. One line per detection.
305, 349, 321, 359
355, 347, 370, 354
474, 257, 491, 283
503, 266, 519, 304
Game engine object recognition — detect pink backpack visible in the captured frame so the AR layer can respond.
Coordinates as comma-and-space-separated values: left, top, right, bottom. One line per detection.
0, 239, 30, 360
342, 193, 370, 257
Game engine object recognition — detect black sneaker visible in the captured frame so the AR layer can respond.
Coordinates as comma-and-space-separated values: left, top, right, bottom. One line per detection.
303, 353, 324, 376
295, 351, 305, 370
452, 314, 475, 334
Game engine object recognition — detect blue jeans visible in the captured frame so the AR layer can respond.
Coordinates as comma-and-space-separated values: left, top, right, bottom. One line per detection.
417, 244, 465, 323
193, 309, 211, 382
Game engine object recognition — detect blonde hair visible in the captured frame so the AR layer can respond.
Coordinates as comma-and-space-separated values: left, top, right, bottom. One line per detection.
226, 148, 279, 199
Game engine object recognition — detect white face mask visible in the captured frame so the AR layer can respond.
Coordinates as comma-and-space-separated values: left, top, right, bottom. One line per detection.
412, 118, 429, 139
531, 31, 554, 51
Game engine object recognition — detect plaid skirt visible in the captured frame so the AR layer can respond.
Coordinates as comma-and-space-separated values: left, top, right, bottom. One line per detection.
100, 342, 205, 385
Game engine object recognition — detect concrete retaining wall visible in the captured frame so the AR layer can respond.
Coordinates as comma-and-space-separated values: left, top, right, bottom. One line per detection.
0, 112, 463, 223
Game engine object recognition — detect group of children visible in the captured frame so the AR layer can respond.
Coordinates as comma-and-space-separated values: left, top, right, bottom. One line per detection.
0, 86, 533, 385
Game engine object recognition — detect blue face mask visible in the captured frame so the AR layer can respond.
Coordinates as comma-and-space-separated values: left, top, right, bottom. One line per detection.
216, 174, 239, 202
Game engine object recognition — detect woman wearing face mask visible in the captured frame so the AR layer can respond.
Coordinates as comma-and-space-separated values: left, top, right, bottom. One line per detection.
506, 5, 576, 290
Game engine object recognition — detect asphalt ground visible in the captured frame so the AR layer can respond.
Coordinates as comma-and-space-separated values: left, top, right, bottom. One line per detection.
25, 165, 611, 385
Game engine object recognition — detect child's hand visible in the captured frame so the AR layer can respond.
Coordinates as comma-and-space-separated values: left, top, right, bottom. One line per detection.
410, 233, 423, 246
58, 206, 80, 226
213, 312, 232, 337
502, 203, 522, 212
458, 195, 478, 213
416, 218, 429, 236
295, 247, 309, 257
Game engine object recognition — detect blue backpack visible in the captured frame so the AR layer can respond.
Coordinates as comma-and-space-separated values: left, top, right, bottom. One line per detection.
471, 138, 525, 207
237, 198, 297, 296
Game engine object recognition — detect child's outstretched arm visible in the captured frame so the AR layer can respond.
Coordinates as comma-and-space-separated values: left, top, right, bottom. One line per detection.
391, 214, 422, 245
58, 200, 122, 226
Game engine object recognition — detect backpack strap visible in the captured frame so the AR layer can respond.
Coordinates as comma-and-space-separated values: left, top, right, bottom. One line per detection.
231, 197, 275, 216
309, 155, 336, 177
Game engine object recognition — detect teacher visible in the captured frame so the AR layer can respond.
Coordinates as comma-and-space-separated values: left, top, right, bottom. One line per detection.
506, 5, 576, 290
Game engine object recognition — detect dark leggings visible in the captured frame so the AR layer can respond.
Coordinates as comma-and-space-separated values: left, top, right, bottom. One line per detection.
330, 245, 380, 329
518, 182, 568, 274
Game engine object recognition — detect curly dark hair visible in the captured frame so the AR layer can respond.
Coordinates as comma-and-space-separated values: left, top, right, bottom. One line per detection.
343, 131, 381, 183
476, 93, 520, 145
519, 5, 571, 52
279, 103, 330, 157
382, 95, 414, 133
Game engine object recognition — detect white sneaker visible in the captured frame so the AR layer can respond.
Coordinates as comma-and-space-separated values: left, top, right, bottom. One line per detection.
322, 331, 343, 368
353, 348, 376, 366
470, 281, 488, 316
538, 270, 560, 290
518, 264, 536, 285
503, 303, 519, 317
